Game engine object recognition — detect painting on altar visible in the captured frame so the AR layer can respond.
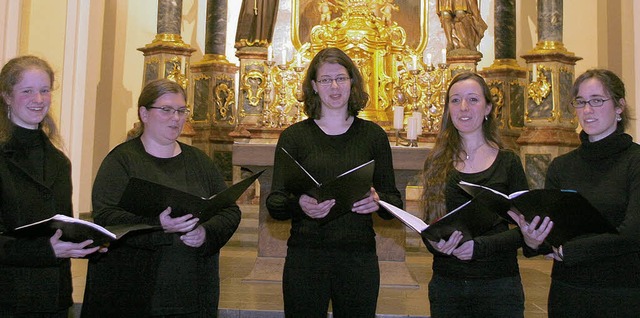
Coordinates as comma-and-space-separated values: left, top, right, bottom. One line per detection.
291, 0, 428, 51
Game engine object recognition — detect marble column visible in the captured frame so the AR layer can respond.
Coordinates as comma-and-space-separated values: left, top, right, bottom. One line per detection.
190, 0, 238, 181
518, 0, 582, 189
137, 0, 196, 143
157, 0, 182, 35
537, 0, 562, 43
205, 0, 227, 56
495, 0, 516, 60
478, 0, 525, 153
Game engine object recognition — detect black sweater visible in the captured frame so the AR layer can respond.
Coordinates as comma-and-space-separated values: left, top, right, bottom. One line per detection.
426, 150, 528, 279
266, 117, 403, 252
544, 129, 640, 288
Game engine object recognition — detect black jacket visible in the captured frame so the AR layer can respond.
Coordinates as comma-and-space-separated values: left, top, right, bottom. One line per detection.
0, 128, 73, 314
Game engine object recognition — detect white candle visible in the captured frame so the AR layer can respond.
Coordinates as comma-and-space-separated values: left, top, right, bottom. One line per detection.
296, 52, 302, 66
267, 45, 273, 61
407, 117, 418, 140
411, 55, 417, 70
281, 48, 287, 65
393, 106, 404, 130
532, 64, 537, 82
426, 53, 432, 66
441, 48, 447, 64
413, 111, 423, 136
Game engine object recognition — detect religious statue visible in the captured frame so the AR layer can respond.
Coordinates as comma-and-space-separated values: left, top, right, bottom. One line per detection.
436, 0, 487, 51
375, 0, 399, 26
317, 0, 335, 24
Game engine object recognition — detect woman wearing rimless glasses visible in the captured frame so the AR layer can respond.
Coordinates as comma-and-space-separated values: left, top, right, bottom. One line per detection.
82, 79, 241, 317
267, 47, 402, 317
510, 69, 640, 317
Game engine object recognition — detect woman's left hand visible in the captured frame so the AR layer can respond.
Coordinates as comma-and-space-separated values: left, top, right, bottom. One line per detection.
180, 225, 206, 248
546, 245, 564, 261
351, 187, 380, 215
452, 239, 474, 260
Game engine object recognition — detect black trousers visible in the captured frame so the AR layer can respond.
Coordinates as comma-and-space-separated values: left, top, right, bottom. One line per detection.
548, 279, 640, 318
283, 247, 380, 318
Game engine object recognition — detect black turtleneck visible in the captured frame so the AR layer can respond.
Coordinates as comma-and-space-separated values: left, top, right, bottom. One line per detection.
11, 126, 45, 182
544, 127, 640, 288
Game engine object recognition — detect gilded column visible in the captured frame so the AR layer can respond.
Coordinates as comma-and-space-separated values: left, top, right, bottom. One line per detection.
190, 0, 239, 179
479, 0, 525, 152
137, 0, 196, 142
518, 0, 582, 188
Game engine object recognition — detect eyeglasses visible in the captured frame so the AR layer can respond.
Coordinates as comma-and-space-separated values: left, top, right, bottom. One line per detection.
315, 76, 351, 87
571, 98, 610, 108
146, 106, 191, 117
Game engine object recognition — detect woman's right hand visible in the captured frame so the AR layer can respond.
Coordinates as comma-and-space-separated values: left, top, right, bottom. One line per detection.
428, 230, 464, 255
299, 194, 334, 219
507, 210, 553, 250
49, 229, 104, 258
159, 207, 199, 233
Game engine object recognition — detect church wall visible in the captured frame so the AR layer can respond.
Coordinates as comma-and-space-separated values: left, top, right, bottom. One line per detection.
2, 0, 638, 213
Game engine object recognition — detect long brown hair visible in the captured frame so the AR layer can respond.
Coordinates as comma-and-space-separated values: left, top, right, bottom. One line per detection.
0, 55, 61, 146
420, 72, 501, 223
302, 47, 368, 119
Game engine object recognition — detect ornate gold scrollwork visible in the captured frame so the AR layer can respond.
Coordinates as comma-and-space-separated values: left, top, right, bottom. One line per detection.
214, 81, 236, 125
528, 66, 551, 106
241, 68, 266, 107
489, 85, 505, 126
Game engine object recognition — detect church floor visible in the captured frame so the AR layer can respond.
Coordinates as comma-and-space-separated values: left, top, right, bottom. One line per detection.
70, 246, 552, 317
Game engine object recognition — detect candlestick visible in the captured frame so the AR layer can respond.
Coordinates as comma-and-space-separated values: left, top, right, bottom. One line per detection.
532, 64, 537, 82
393, 106, 404, 130
281, 48, 287, 65
407, 117, 418, 140
412, 111, 422, 136
441, 48, 447, 64
267, 45, 273, 62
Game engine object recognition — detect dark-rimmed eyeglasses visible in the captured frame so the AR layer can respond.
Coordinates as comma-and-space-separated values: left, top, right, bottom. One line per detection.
571, 98, 610, 108
315, 76, 351, 87
146, 106, 191, 117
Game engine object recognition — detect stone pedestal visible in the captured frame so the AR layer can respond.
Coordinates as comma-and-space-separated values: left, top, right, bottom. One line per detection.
519, 42, 582, 188
446, 49, 483, 75
232, 141, 430, 288
479, 59, 527, 152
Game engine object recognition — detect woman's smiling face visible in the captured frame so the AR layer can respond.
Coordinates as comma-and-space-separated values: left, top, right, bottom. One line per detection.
3, 68, 52, 129
447, 79, 492, 135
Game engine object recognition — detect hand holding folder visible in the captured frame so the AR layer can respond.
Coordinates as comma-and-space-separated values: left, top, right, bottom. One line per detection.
117, 170, 264, 222
5, 215, 156, 247
278, 147, 374, 224
458, 181, 617, 246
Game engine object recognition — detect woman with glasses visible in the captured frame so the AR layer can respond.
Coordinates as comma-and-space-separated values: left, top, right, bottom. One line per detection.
81, 78, 241, 317
510, 69, 640, 317
421, 72, 527, 317
267, 47, 403, 317
0, 55, 104, 317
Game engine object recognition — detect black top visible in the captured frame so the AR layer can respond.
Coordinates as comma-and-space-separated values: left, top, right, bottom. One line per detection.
81, 137, 241, 317
267, 117, 403, 252
427, 149, 528, 279
544, 128, 640, 288
0, 126, 73, 313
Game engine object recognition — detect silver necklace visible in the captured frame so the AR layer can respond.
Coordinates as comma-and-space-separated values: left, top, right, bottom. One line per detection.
464, 143, 486, 161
